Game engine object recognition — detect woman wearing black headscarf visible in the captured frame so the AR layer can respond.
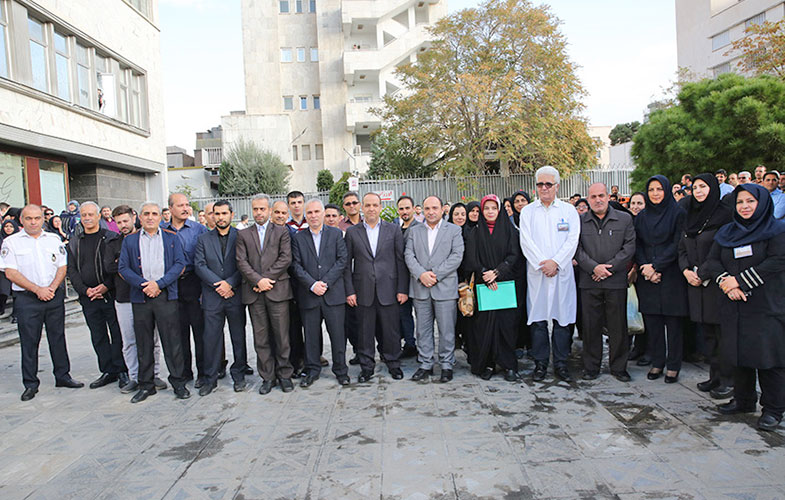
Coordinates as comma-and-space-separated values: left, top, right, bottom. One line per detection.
509, 190, 530, 230
465, 201, 480, 228
678, 173, 733, 398
508, 190, 531, 356
464, 195, 523, 381
703, 184, 785, 431
0, 219, 20, 319
635, 175, 689, 383
448, 203, 469, 352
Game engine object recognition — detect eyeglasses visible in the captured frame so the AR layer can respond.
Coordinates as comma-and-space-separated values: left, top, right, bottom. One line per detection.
535, 182, 555, 189
344, 201, 359, 206
45, 212, 54, 216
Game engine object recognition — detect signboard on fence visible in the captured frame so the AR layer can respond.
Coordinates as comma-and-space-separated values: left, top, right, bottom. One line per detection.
376, 190, 395, 202
348, 177, 359, 191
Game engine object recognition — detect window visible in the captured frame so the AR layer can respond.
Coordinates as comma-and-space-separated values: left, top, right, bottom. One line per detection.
713, 62, 731, 77
280, 0, 290, 13
76, 43, 91, 107
310, 48, 318, 62
296, 0, 303, 13
281, 47, 292, 62
315, 144, 324, 160
0, 6, 8, 78
712, 30, 730, 51
53, 32, 71, 100
126, 0, 150, 18
130, 73, 144, 127
28, 17, 48, 92
301, 145, 311, 160
746, 12, 765, 29
297, 47, 306, 62
118, 68, 129, 122
313, 95, 320, 109
283, 96, 294, 110
293, 145, 298, 161
309, 0, 316, 13
300, 96, 308, 110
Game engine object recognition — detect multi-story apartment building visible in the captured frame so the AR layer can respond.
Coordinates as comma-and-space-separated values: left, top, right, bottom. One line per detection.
676, 0, 784, 78
227, 0, 447, 191
0, 0, 165, 211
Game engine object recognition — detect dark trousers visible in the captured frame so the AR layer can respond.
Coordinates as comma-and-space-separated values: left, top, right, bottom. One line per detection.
357, 296, 401, 372
177, 273, 205, 381
733, 366, 785, 418
203, 299, 247, 386
644, 313, 683, 372
289, 298, 305, 371
531, 320, 571, 369
79, 296, 126, 375
399, 299, 416, 348
302, 302, 348, 378
581, 288, 629, 373
345, 304, 359, 351
703, 323, 733, 387
132, 291, 186, 391
248, 296, 292, 381
15, 289, 71, 389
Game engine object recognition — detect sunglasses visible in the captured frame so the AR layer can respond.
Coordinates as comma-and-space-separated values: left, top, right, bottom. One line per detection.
344, 201, 359, 206
535, 182, 555, 189
45, 212, 54, 216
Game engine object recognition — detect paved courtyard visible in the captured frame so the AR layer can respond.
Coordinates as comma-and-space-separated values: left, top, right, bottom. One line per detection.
0, 315, 783, 500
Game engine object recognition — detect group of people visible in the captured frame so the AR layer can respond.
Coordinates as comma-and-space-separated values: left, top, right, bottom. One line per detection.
1, 163, 783, 432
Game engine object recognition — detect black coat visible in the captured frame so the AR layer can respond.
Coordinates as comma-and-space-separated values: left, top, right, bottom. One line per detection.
194, 228, 243, 309
634, 210, 688, 317
678, 227, 724, 324
291, 226, 348, 308
703, 233, 785, 369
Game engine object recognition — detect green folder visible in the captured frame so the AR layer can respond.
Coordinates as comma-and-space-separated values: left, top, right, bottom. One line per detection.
476, 281, 517, 311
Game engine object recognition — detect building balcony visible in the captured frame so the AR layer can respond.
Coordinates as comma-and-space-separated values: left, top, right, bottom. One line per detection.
343, 24, 431, 84
342, 0, 440, 26
346, 100, 382, 132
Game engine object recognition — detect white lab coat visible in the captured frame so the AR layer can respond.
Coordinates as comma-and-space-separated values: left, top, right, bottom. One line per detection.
519, 198, 581, 327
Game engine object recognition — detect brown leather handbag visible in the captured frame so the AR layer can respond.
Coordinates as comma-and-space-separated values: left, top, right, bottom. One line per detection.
458, 273, 475, 317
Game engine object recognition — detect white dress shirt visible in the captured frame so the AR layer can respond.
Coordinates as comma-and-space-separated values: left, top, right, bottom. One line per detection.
0, 230, 66, 291
139, 228, 165, 282
426, 219, 442, 254
256, 221, 269, 252
363, 220, 381, 257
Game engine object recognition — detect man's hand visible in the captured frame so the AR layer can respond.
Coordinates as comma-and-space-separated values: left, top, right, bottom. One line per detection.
86, 284, 108, 300
214, 280, 233, 298
482, 269, 498, 284
683, 269, 702, 287
312, 281, 328, 296
141, 280, 161, 298
539, 259, 559, 278
35, 285, 55, 302
397, 293, 408, 305
726, 287, 747, 302
346, 294, 357, 307
256, 278, 276, 292
419, 271, 438, 287
719, 276, 740, 294
593, 264, 613, 281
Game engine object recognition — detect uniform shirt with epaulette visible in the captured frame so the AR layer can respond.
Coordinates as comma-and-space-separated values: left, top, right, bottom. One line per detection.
0, 230, 67, 291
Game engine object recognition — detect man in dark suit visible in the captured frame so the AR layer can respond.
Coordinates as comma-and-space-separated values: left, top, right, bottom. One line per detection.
235, 193, 295, 394
291, 199, 350, 387
194, 200, 250, 395
344, 192, 409, 382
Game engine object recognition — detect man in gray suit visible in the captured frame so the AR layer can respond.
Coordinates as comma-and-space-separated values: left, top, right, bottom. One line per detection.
404, 196, 464, 383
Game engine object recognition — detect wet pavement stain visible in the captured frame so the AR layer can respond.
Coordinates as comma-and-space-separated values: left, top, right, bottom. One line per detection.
333, 429, 377, 445
158, 421, 223, 462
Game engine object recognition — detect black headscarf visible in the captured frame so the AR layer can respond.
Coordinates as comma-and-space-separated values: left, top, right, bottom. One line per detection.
1, 219, 19, 242
465, 201, 480, 228
714, 184, 785, 247
476, 195, 515, 269
4, 207, 20, 221
510, 190, 530, 228
609, 200, 632, 217
447, 202, 467, 226
635, 175, 685, 246
684, 172, 731, 238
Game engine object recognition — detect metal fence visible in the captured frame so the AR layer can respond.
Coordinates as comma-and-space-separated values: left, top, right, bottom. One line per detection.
191, 168, 634, 216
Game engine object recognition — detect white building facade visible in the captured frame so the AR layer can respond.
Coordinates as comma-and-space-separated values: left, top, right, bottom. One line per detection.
0, 0, 165, 211
228, 0, 447, 191
676, 0, 785, 78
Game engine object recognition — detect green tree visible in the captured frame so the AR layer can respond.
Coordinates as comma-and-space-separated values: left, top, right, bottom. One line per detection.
609, 121, 640, 145
329, 172, 352, 209
631, 74, 785, 191
367, 130, 436, 179
218, 138, 290, 196
376, 0, 595, 176
316, 169, 335, 191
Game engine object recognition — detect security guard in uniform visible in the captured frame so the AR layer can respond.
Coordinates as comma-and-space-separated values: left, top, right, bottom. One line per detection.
0, 204, 83, 401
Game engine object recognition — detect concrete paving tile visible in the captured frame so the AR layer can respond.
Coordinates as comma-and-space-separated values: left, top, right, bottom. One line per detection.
524, 459, 611, 499
507, 431, 583, 463
162, 480, 240, 500
725, 449, 785, 485
451, 466, 535, 499
249, 443, 321, 476
94, 478, 178, 500
383, 416, 443, 445
614, 490, 707, 500
604, 402, 684, 429
593, 456, 686, 492
319, 443, 383, 474
445, 434, 516, 471
306, 472, 381, 500
267, 420, 329, 447
700, 487, 785, 500
570, 428, 654, 459
666, 450, 771, 489
439, 416, 502, 440
326, 419, 383, 446
384, 398, 440, 420
0, 453, 79, 485
232, 473, 310, 500
381, 469, 456, 500
382, 437, 447, 474
628, 425, 718, 452
0, 485, 38, 500
23, 480, 110, 500
690, 421, 782, 450
495, 414, 564, 436
434, 396, 495, 418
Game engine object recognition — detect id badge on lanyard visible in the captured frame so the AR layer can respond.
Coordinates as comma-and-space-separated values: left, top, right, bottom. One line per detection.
733, 245, 753, 259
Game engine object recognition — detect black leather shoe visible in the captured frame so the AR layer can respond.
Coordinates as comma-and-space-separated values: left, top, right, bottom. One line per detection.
292, 370, 307, 379
154, 378, 168, 390
718, 399, 756, 415
390, 368, 404, 380
401, 344, 418, 359
710, 386, 734, 400
234, 380, 247, 392
174, 386, 191, 399
647, 369, 662, 380
636, 355, 652, 366
280, 378, 294, 392
300, 374, 319, 388
411, 368, 433, 381
55, 377, 84, 388
21, 387, 38, 401
199, 383, 216, 396
757, 413, 782, 432
194, 378, 205, 389
244, 366, 254, 375
349, 356, 360, 365
611, 370, 632, 382
532, 364, 547, 382
440, 369, 453, 383
118, 372, 130, 389
504, 370, 520, 382
358, 370, 374, 383
664, 371, 679, 384
582, 371, 599, 380
480, 367, 494, 381
555, 366, 573, 382
218, 368, 226, 380
120, 380, 139, 394
89, 373, 118, 389
320, 356, 329, 367
259, 379, 277, 395
131, 388, 156, 403
697, 379, 719, 392
337, 375, 351, 386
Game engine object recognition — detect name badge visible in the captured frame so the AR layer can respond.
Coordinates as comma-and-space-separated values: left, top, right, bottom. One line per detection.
557, 221, 569, 232
733, 245, 753, 259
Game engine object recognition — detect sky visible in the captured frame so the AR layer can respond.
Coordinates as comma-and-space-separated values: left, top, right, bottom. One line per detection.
160, 0, 677, 154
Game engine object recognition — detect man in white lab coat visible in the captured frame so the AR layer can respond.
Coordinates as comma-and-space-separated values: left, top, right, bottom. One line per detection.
519, 166, 581, 383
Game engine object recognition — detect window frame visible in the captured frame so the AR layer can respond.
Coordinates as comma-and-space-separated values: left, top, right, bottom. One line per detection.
296, 47, 306, 63
283, 95, 294, 111
300, 95, 308, 110
0, 2, 9, 79
313, 95, 320, 110
281, 47, 293, 63
301, 144, 311, 161
310, 47, 318, 62
28, 16, 49, 93
53, 30, 71, 101
280, 0, 290, 13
